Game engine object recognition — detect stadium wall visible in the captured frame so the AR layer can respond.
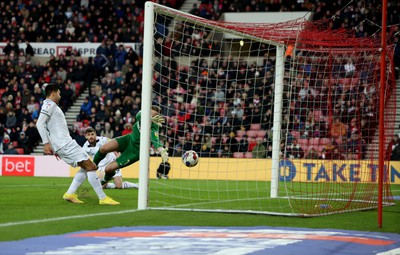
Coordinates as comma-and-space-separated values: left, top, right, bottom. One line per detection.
0, 155, 399, 184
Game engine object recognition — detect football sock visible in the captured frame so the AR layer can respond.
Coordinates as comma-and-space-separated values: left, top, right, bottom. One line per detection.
105, 183, 116, 189
66, 169, 87, 194
93, 151, 106, 166
123, 181, 139, 189
103, 171, 115, 183
87, 171, 106, 199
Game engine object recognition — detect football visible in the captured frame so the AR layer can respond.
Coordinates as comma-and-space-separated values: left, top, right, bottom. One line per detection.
182, 150, 199, 167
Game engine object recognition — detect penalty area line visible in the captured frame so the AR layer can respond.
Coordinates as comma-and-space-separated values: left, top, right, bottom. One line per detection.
0, 209, 139, 228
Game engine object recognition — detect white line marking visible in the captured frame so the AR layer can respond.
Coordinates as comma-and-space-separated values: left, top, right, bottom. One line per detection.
0, 209, 139, 228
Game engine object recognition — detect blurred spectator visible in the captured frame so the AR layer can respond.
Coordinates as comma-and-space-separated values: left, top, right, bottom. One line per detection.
17, 131, 30, 154
100, 122, 114, 139
80, 96, 92, 117
25, 121, 40, 149
387, 134, 400, 160
25, 41, 34, 57
344, 59, 356, 77
346, 132, 366, 159
331, 148, 346, 160
0, 134, 11, 154
122, 123, 133, 135
252, 138, 266, 158
4, 143, 18, 154
304, 148, 320, 159
330, 117, 347, 138
266, 144, 273, 158
238, 135, 249, 153
6, 111, 17, 129
0, 0, 396, 157
70, 125, 86, 147
286, 139, 305, 159
114, 44, 127, 71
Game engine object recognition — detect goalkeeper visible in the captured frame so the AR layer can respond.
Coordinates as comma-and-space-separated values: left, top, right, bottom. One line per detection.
93, 105, 168, 185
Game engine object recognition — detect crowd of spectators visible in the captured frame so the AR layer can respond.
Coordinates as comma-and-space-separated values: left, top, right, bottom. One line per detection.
0, 0, 399, 159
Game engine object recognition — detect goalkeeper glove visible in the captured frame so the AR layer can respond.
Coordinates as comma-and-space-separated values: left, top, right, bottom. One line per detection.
151, 114, 165, 127
158, 147, 169, 163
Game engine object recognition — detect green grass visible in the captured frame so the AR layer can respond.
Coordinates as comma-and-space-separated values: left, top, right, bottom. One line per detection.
0, 176, 399, 242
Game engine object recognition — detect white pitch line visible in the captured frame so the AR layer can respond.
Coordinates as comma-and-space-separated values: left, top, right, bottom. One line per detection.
0, 209, 139, 228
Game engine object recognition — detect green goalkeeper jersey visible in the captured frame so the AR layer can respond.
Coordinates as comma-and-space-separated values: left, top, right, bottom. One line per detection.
133, 111, 163, 150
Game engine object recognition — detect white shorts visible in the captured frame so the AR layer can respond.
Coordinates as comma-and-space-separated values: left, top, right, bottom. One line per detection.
98, 167, 122, 178
56, 140, 90, 167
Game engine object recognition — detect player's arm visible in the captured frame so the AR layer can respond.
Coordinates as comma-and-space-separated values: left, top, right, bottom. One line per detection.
37, 106, 53, 155
151, 124, 168, 163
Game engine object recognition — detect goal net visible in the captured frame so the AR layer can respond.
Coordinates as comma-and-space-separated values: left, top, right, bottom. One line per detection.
139, 2, 396, 216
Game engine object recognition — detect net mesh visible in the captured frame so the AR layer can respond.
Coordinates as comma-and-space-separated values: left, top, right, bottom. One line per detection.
147, 4, 395, 215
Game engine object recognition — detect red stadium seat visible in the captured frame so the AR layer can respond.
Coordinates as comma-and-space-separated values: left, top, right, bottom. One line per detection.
236, 130, 246, 138
233, 152, 245, 158
256, 130, 267, 138
309, 138, 320, 146
300, 145, 309, 154
317, 145, 326, 153
319, 138, 331, 146
245, 152, 253, 158
235, 136, 242, 142
291, 131, 300, 140
298, 138, 309, 147
250, 124, 261, 131
246, 130, 258, 138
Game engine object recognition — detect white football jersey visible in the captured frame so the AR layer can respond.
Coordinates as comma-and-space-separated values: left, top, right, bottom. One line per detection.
82, 136, 116, 170
37, 99, 72, 151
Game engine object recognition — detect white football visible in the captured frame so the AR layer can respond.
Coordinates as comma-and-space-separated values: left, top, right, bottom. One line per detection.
182, 150, 199, 167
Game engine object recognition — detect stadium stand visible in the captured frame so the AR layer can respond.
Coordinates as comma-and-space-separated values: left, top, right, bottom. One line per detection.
0, 0, 398, 158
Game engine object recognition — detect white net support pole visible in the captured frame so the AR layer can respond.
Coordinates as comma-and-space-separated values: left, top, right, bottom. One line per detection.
270, 45, 285, 198
138, 1, 155, 210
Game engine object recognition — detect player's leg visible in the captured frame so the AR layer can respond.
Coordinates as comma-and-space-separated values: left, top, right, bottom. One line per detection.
93, 139, 119, 165
102, 160, 120, 184
118, 145, 140, 188
94, 135, 128, 165
79, 159, 119, 205
64, 168, 87, 203
78, 159, 110, 196
122, 180, 139, 189
113, 176, 123, 188
56, 140, 98, 203
113, 170, 138, 189
102, 135, 132, 184
98, 167, 115, 189
57, 140, 119, 205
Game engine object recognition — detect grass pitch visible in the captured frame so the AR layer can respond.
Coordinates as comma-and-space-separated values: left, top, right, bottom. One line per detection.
0, 176, 399, 242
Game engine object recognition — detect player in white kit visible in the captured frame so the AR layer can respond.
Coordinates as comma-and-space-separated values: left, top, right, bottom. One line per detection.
36, 84, 119, 205
83, 127, 138, 189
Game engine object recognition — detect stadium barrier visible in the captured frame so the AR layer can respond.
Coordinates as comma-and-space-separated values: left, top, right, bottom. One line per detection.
0, 155, 399, 184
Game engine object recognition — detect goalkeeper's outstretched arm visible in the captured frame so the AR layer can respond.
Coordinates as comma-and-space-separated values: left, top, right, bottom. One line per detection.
150, 105, 169, 163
